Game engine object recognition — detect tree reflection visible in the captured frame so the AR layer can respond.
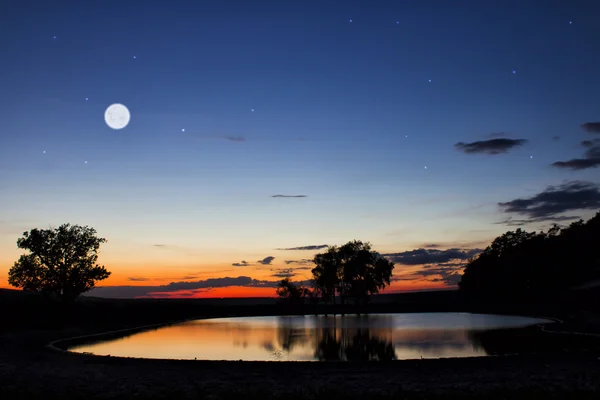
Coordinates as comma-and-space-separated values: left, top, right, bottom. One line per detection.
276, 317, 310, 352
313, 322, 397, 361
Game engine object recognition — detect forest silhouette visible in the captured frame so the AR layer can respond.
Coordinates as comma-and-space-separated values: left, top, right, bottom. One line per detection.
459, 211, 600, 304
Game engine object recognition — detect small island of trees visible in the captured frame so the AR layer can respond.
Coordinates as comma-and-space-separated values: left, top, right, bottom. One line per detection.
276, 240, 395, 312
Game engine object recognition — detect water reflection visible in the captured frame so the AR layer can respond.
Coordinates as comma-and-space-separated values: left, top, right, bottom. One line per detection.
68, 313, 553, 361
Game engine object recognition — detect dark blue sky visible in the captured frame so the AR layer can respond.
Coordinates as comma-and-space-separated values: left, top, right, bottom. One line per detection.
1, 0, 600, 295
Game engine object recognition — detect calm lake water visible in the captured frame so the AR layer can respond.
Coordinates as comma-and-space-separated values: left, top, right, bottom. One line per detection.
69, 313, 553, 361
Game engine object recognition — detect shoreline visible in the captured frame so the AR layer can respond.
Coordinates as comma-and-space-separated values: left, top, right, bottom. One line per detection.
4, 292, 600, 398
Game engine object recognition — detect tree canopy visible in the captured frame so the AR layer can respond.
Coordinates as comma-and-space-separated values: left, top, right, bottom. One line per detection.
459, 211, 600, 303
8, 224, 111, 302
311, 240, 395, 305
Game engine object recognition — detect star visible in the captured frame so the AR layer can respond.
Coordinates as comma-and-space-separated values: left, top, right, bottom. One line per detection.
181, 128, 185, 132
396, 21, 399, 24
349, 19, 353, 23
569, 21, 572, 25
43, 150, 46, 154
53, 36, 56, 39
530, 156, 533, 159
512, 70, 516, 74
428, 79, 432, 83
405, 135, 408, 138
85, 97, 89, 101
251, 108, 255, 112
424, 166, 428, 169
84, 161, 88, 164
133, 56, 137, 59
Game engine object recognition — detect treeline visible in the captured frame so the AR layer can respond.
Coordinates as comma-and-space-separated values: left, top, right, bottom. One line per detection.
459, 211, 600, 305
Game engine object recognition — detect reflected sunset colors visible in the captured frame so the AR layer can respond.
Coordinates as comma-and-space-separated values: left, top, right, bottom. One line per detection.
69, 313, 552, 361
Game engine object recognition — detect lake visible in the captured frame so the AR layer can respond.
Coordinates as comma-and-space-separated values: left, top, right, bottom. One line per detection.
68, 313, 554, 361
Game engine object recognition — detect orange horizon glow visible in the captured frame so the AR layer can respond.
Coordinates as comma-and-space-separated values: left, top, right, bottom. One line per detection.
0, 281, 451, 298
0, 253, 458, 298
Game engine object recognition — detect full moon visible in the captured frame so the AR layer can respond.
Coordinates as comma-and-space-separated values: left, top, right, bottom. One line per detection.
104, 103, 131, 130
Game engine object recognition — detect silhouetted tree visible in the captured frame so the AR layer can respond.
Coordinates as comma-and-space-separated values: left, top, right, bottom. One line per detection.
8, 224, 110, 302
276, 278, 309, 305
459, 211, 600, 305
312, 240, 395, 309
312, 247, 341, 306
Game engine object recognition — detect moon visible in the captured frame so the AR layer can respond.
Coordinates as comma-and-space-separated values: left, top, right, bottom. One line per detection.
104, 103, 131, 130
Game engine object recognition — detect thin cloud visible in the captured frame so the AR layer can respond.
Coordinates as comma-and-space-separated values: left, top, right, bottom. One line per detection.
582, 140, 596, 148
232, 260, 251, 267
223, 136, 245, 142
271, 194, 308, 198
272, 268, 296, 278
455, 138, 528, 155
552, 139, 600, 170
88, 276, 281, 299
382, 248, 483, 265
127, 277, 150, 282
495, 215, 580, 227
257, 256, 275, 265
584, 140, 600, 159
417, 264, 468, 286
391, 276, 419, 282
487, 132, 507, 138
552, 159, 600, 170
414, 240, 491, 250
153, 244, 167, 248
498, 180, 600, 222
420, 244, 441, 249
581, 122, 600, 134
552, 136, 560, 141
278, 245, 328, 251
284, 259, 314, 266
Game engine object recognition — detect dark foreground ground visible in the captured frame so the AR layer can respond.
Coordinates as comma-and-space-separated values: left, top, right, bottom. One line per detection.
2, 289, 600, 399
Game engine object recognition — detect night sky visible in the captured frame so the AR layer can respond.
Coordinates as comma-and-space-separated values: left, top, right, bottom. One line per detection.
2, 0, 600, 298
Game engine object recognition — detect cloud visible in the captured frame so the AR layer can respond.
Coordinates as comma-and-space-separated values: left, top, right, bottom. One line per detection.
454, 138, 528, 155
487, 132, 507, 138
127, 277, 150, 282
224, 136, 245, 142
272, 268, 296, 278
278, 245, 328, 251
584, 141, 600, 159
495, 215, 580, 227
552, 139, 600, 170
382, 248, 483, 265
582, 140, 596, 148
180, 275, 198, 280
551, 158, 600, 170
257, 256, 275, 265
232, 260, 251, 267
271, 194, 308, 198
153, 244, 167, 248
414, 240, 492, 250
498, 181, 600, 223
581, 122, 600, 134
284, 259, 314, 266
431, 273, 462, 285
417, 264, 467, 286
390, 276, 419, 282
88, 276, 281, 299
